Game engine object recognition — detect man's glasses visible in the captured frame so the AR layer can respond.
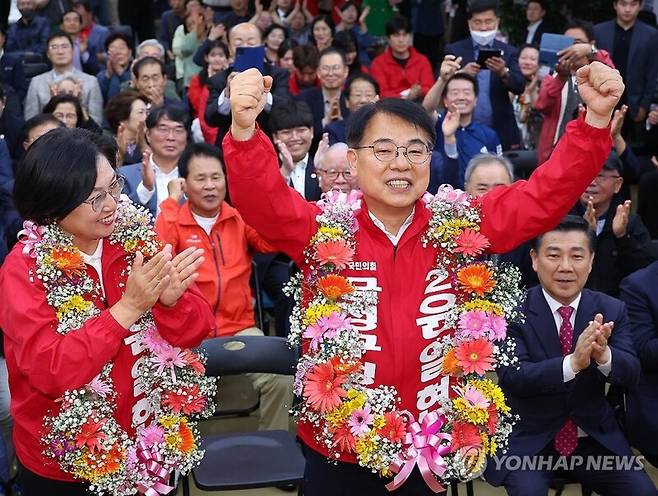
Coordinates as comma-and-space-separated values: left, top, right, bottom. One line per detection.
319, 169, 353, 180
353, 139, 432, 166
83, 176, 125, 211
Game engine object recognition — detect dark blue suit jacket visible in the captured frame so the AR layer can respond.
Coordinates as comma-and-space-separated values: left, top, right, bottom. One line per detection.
444, 38, 524, 151
594, 19, 658, 118
485, 286, 640, 485
619, 262, 658, 455
296, 88, 348, 141
120, 163, 160, 218
0, 53, 27, 102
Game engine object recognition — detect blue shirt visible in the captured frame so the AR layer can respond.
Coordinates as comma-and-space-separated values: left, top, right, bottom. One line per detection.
6, 16, 50, 54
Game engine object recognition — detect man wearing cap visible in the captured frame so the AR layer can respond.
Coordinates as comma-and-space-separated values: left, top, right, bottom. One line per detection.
574, 151, 657, 297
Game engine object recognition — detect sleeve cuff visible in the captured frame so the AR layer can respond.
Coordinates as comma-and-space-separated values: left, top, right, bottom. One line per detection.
596, 348, 612, 376
444, 141, 458, 159
217, 90, 231, 115
264, 92, 273, 112
563, 354, 577, 382
136, 181, 155, 204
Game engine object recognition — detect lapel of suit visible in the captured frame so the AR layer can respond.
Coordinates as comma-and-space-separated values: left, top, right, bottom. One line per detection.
305, 156, 319, 201
628, 22, 643, 67
526, 287, 563, 358
573, 290, 596, 348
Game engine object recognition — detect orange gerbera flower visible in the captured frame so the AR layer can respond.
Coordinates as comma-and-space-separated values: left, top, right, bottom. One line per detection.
331, 357, 361, 375
332, 423, 356, 453
303, 361, 347, 413
51, 248, 85, 276
91, 444, 124, 475
441, 348, 462, 376
178, 421, 196, 453
457, 263, 496, 296
315, 240, 354, 270
378, 412, 406, 442
449, 421, 482, 453
454, 339, 494, 375
317, 275, 354, 301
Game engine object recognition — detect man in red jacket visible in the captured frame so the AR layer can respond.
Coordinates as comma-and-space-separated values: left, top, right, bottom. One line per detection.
369, 16, 434, 100
223, 61, 624, 495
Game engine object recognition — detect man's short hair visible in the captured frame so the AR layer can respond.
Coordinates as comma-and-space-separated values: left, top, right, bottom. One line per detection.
527, 0, 547, 9
72, 0, 93, 12
104, 31, 134, 53
319, 46, 347, 66
22, 113, 64, 144
269, 100, 314, 133
464, 153, 514, 184
136, 39, 165, 59
317, 142, 349, 169
530, 215, 597, 252
468, 0, 499, 18
345, 72, 380, 97
132, 56, 166, 78
178, 142, 225, 178
441, 73, 479, 99
145, 104, 190, 130
293, 44, 320, 70
346, 99, 436, 148
60, 9, 82, 24
564, 19, 595, 42
385, 16, 411, 37
47, 32, 73, 48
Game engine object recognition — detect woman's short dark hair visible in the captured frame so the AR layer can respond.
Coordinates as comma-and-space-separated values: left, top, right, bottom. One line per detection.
145, 104, 190, 130
277, 38, 298, 60
199, 39, 230, 85
178, 142, 230, 203
104, 90, 148, 133
345, 72, 380, 97
263, 24, 288, 43
346, 98, 436, 148
14, 128, 110, 224
310, 15, 335, 46
333, 30, 357, 55
340, 1, 360, 14
42, 94, 85, 126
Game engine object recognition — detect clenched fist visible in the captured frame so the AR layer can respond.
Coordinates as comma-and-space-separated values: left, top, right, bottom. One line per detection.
229, 68, 274, 140
575, 61, 625, 129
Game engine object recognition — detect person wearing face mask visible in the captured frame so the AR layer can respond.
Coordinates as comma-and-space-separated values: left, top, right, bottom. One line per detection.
6, 0, 51, 54
445, 0, 525, 152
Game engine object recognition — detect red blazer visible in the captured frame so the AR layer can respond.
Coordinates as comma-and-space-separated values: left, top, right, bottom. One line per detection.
369, 47, 434, 98
222, 118, 612, 461
0, 237, 215, 481
188, 73, 219, 144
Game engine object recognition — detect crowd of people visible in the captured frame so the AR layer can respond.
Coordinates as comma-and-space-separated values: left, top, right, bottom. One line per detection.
0, 0, 657, 494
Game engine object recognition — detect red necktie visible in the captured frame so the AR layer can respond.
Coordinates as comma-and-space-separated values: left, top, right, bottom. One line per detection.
554, 305, 578, 456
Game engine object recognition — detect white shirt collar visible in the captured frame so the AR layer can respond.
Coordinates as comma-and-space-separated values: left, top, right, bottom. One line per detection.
542, 288, 582, 330
368, 207, 415, 247
81, 239, 103, 265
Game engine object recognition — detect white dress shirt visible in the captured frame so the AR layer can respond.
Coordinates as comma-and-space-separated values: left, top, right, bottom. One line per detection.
525, 20, 543, 44
282, 153, 309, 197
82, 240, 105, 297
368, 208, 415, 246
136, 155, 179, 215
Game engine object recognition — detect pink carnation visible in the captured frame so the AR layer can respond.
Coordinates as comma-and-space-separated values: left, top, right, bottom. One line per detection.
488, 314, 507, 341
458, 310, 490, 339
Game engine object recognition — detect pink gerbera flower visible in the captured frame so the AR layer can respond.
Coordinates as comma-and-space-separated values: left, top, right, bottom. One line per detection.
303, 362, 347, 413
315, 240, 354, 270
459, 385, 490, 409
455, 229, 490, 257
303, 322, 326, 351
140, 425, 165, 445
348, 405, 374, 437
488, 314, 507, 341
458, 310, 490, 339
87, 374, 112, 398
454, 339, 495, 375
317, 312, 351, 339
152, 345, 187, 382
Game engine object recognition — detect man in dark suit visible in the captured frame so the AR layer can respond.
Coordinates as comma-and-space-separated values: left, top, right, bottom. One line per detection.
522, 0, 554, 46
445, 0, 525, 151
484, 215, 657, 495
204, 22, 290, 146
0, 28, 27, 103
296, 47, 349, 142
619, 261, 658, 468
594, 0, 658, 125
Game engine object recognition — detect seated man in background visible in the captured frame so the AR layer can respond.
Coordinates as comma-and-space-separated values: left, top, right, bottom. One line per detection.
314, 142, 358, 193
155, 142, 292, 432
573, 153, 656, 297
485, 215, 657, 496
289, 44, 320, 96
619, 261, 658, 469
325, 72, 379, 145
436, 72, 501, 188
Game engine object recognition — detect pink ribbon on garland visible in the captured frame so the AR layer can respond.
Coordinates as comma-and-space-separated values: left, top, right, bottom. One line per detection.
385, 411, 452, 494
135, 441, 175, 496
17, 220, 44, 258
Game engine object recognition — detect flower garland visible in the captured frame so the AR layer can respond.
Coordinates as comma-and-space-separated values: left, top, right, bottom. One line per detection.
286, 187, 523, 492
20, 200, 216, 496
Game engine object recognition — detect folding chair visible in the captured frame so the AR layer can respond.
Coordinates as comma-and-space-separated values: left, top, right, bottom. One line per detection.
182, 336, 305, 495
503, 150, 538, 181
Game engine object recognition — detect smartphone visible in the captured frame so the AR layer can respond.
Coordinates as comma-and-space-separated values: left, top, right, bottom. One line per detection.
539, 33, 574, 67
476, 48, 503, 66
233, 45, 265, 73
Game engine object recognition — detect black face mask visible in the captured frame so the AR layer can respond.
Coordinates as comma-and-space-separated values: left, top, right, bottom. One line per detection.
20, 8, 36, 20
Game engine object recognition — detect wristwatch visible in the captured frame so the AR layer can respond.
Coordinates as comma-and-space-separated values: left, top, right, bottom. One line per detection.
591, 44, 599, 56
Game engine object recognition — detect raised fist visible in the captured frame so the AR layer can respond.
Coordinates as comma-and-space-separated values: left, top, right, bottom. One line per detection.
576, 61, 624, 128
229, 68, 273, 140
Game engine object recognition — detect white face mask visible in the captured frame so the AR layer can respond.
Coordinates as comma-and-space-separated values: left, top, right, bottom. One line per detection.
470, 29, 497, 46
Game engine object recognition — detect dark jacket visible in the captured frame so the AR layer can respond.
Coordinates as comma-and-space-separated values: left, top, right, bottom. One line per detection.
5, 16, 50, 54
445, 37, 525, 151
295, 87, 348, 141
